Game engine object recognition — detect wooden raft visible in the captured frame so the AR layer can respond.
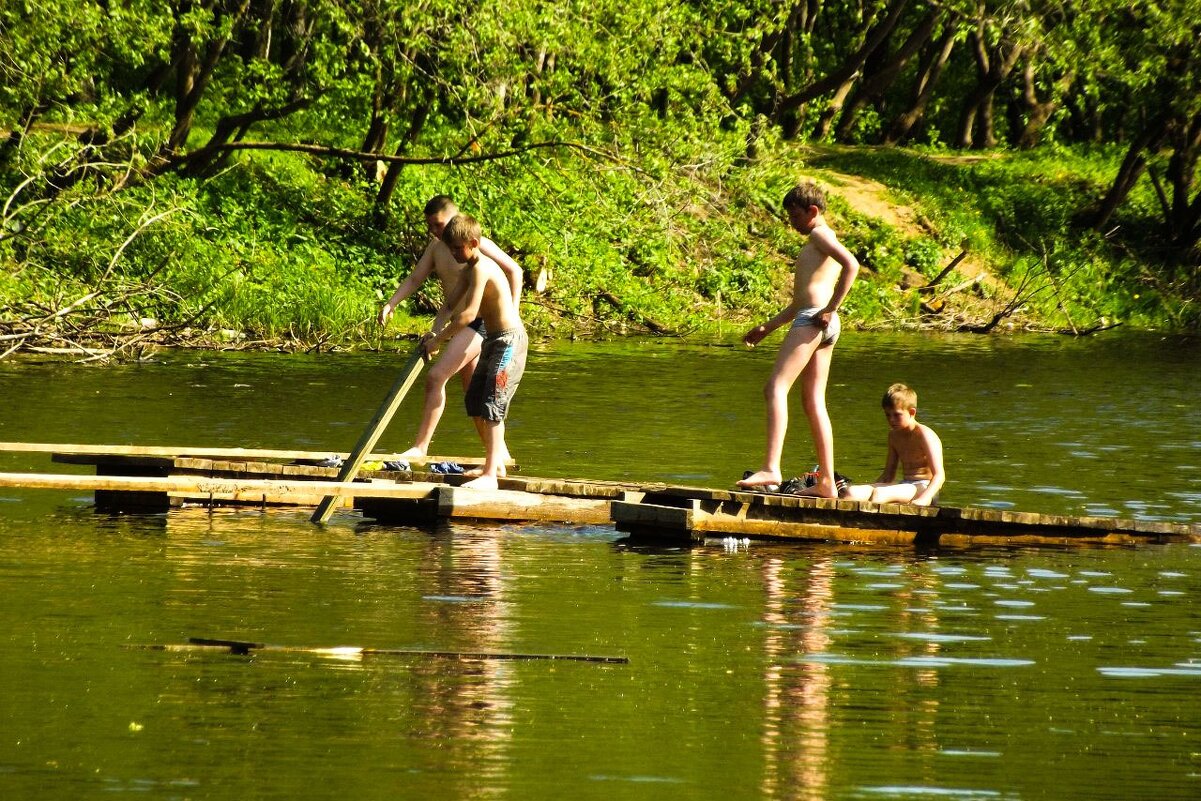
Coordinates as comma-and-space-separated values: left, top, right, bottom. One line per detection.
2, 443, 1198, 545
611, 485, 1201, 546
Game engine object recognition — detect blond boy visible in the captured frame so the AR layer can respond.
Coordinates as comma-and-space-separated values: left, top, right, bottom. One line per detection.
378, 195, 522, 459
844, 383, 945, 506
738, 182, 860, 498
424, 215, 527, 490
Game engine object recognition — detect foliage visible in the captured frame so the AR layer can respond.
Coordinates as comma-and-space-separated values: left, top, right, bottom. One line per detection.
1, 0, 1200, 359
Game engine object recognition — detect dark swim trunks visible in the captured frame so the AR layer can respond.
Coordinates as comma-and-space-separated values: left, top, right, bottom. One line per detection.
467, 318, 485, 334
465, 326, 528, 422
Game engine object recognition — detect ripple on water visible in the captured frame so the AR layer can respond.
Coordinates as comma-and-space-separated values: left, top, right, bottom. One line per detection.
653, 600, 738, 609
856, 785, 1010, 798
802, 654, 1034, 668
1098, 665, 1201, 678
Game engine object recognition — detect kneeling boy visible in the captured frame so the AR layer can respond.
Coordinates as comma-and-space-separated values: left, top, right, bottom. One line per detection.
843, 383, 945, 506
424, 215, 527, 490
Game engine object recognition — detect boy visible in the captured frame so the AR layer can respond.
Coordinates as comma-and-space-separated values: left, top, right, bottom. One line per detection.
843, 383, 945, 506
738, 181, 860, 498
378, 195, 523, 460
423, 215, 527, 490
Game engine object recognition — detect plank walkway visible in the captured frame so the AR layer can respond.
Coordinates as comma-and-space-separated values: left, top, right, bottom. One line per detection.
1, 442, 1198, 545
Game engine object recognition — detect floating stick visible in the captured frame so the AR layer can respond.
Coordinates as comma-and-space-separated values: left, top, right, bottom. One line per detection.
123, 637, 629, 664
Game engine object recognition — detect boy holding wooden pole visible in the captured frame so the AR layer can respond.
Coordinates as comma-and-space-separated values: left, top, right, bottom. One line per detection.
378, 196, 523, 460
423, 215, 528, 490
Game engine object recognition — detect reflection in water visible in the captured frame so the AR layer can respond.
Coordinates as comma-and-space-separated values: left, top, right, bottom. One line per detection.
760, 556, 834, 801
408, 526, 515, 798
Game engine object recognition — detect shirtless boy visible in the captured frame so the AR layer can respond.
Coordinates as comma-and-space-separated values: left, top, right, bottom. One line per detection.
424, 215, 528, 490
378, 195, 522, 460
843, 383, 945, 506
738, 181, 860, 498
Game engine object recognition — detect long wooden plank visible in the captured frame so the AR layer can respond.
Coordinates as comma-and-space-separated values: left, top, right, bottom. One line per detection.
3, 442, 504, 466
312, 346, 427, 523
0, 471, 438, 501
437, 485, 613, 524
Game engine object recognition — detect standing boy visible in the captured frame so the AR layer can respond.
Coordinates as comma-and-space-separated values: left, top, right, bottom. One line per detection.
843, 383, 945, 506
378, 195, 523, 460
738, 181, 859, 497
424, 215, 528, 490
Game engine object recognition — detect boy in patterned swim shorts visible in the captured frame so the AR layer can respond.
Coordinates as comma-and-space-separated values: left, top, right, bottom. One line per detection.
424, 215, 527, 490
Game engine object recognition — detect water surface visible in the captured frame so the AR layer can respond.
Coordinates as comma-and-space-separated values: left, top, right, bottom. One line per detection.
1, 333, 1199, 799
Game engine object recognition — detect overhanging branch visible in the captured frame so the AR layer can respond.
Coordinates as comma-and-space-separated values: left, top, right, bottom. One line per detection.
210, 138, 626, 168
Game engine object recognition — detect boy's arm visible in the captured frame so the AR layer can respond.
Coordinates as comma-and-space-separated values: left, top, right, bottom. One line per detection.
479, 237, 523, 305
379, 241, 438, 325
810, 227, 860, 326
911, 428, 945, 506
744, 301, 803, 347
876, 440, 900, 484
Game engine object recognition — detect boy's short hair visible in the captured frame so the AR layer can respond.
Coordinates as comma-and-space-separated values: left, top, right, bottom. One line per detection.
783, 181, 827, 212
883, 383, 917, 409
424, 195, 457, 216
441, 214, 481, 247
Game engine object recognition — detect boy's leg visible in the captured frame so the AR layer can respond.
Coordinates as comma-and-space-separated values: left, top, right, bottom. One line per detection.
738, 324, 823, 488
400, 326, 482, 458
796, 341, 837, 498
869, 483, 919, 504
462, 418, 505, 490
841, 484, 874, 502
465, 416, 509, 478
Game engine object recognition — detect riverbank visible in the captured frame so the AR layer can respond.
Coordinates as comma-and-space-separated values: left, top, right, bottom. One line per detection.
2, 141, 1191, 362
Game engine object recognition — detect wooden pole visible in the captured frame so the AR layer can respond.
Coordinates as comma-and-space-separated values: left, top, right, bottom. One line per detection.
311, 345, 427, 523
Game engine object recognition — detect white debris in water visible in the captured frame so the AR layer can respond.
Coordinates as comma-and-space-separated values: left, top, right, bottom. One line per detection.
722, 537, 751, 552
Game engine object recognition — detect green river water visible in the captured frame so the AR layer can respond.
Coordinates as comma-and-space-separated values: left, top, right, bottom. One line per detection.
1, 332, 1199, 799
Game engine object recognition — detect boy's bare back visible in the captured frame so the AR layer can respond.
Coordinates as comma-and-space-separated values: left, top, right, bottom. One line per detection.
462, 254, 522, 333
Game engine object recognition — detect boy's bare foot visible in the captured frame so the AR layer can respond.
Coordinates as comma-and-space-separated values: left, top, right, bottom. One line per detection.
462, 474, 499, 490
463, 465, 507, 479
398, 446, 427, 459
737, 470, 783, 489
797, 477, 838, 498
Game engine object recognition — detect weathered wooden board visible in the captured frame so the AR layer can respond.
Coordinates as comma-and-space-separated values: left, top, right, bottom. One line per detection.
0, 471, 438, 502
2, 441, 506, 466
611, 492, 1200, 545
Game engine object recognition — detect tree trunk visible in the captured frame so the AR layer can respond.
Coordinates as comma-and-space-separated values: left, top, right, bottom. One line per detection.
1165, 113, 1201, 249
884, 30, 955, 145
775, 0, 910, 116
1086, 116, 1170, 231
956, 30, 1022, 149
834, 9, 940, 142
1017, 61, 1074, 149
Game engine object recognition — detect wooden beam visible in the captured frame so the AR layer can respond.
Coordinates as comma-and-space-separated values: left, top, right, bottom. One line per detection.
0, 471, 438, 501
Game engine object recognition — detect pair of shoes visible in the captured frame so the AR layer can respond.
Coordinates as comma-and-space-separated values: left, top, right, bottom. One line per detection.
780, 466, 854, 496
315, 455, 344, 469
382, 460, 410, 472
428, 461, 464, 474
